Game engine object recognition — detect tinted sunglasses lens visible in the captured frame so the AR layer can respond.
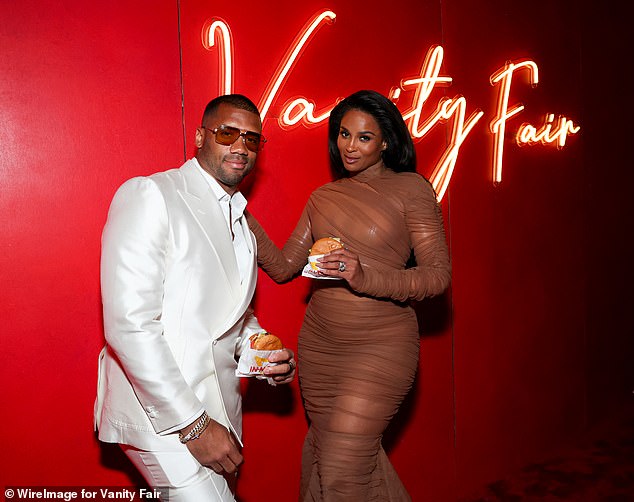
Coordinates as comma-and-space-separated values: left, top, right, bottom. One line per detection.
214, 126, 262, 152
243, 133, 262, 152
214, 126, 241, 146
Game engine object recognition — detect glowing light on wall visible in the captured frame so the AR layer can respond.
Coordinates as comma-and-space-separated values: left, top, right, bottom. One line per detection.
516, 114, 581, 148
201, 9, 581, 201
489, 59, 580, 183
426, 97, 484, 201
397, 45, 484, 201
397, 45, 454, 137
257, 10, 336, 123
489, 59, 538, 184
202, 18, 233, 96
279, 96, 335, 129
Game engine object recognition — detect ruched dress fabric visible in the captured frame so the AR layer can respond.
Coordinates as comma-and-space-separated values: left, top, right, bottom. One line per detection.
247, 166, 451, 501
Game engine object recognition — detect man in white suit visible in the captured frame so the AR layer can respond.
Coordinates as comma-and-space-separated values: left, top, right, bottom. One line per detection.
95, 94, 295, 501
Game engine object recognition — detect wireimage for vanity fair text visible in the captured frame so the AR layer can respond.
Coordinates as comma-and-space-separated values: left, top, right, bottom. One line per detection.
4, 487, 167, 501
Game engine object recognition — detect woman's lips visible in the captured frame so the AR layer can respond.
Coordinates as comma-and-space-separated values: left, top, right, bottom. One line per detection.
343, 155, 359, 164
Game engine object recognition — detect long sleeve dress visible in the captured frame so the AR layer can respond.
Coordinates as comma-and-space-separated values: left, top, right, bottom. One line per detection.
247, 166, 451, 501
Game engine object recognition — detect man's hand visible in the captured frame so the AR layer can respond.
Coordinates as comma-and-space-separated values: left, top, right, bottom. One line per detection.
263, 348, 296, 384
183, 419, 243, 474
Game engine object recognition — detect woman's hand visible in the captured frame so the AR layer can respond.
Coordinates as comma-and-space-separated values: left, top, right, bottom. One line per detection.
317, 249, 365, 291
263, 348, 296, 385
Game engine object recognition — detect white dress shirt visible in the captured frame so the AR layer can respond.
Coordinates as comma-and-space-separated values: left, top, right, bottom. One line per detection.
193, 158, 250, 284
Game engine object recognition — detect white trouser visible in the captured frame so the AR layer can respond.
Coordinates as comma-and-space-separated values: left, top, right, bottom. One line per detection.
121, 445, 236, 502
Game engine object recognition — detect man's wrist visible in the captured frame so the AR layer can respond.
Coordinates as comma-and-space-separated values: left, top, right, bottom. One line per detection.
178, 411, 210, 444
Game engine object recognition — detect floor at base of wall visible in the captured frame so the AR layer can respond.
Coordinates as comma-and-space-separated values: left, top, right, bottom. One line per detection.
462, 398, 634, 501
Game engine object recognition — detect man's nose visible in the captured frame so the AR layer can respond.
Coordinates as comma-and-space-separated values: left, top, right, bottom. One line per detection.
229, 134, 249, 154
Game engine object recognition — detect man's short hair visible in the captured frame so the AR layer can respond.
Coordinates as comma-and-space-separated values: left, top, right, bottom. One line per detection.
202, 94, 260, 125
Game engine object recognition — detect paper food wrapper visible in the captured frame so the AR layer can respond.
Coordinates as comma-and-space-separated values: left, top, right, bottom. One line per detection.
301, 254, 341, 280
236, 347, 285, 378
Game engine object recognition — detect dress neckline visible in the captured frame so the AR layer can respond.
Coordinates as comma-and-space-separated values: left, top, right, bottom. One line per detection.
347, 163, 389, 183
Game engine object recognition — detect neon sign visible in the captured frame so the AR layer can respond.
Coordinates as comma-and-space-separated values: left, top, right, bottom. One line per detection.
394, 45, 484, 201
202, 9, 580, 201
489, 59, 580, 184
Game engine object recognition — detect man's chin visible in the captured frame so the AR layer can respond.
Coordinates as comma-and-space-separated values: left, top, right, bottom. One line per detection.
218, 174, 247, 191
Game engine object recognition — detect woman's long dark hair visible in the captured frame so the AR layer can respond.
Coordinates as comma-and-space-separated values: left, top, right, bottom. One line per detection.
328, 90, 416, 177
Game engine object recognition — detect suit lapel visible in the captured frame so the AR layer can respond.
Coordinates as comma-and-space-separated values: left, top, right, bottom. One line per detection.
214, 217, 258, 340
178, 161, 240, 298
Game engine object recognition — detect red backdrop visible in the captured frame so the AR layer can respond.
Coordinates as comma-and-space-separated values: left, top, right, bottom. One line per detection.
1, 1, 631, 501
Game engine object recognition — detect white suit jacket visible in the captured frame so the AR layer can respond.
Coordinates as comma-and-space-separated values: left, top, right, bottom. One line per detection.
94, 159, 260, 451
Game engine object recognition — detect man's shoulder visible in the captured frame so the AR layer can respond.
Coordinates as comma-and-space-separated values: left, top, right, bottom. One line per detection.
111, 161, 193, 204
148, 160, 194, 182
124, 160, 197, 192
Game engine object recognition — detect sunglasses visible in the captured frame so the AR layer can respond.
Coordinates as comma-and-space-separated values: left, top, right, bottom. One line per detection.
203, 125, 266, 152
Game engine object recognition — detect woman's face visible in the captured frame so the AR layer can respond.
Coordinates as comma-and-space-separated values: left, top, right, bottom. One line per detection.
337, 110, 387, 174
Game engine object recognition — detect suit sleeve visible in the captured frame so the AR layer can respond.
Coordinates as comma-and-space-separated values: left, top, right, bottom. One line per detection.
100, 177, 203, 434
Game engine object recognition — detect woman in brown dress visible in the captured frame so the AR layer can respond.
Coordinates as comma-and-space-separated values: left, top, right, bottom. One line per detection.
247, 90, 451, 501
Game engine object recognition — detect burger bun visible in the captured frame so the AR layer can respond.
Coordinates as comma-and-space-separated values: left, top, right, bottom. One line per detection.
309, 237, 343, 256
249, 332, 283, 351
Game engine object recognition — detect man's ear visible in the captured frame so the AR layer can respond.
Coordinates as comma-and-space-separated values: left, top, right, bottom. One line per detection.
195, 127, 204, 149
382, 141, 387, 151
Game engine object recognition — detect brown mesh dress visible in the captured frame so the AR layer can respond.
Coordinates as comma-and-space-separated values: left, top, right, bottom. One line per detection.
247, 165, 451, 501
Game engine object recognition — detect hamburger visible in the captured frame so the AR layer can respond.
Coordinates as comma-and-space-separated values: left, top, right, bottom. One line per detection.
309, 237, 343, 256
249, 332, 283, 351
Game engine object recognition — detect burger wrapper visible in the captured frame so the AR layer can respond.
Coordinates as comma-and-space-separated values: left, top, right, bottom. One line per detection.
301, 254, 342, 280
236, 347, 285, 378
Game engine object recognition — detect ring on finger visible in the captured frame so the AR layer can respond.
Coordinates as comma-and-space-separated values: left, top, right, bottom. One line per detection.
338, 261, 346, 272
288, 360, 296, 372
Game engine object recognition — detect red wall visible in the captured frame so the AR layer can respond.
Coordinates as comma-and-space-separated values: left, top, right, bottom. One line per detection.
1, 1, 631, 501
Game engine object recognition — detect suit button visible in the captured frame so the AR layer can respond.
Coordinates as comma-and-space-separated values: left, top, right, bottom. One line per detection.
146, 406, 158, 418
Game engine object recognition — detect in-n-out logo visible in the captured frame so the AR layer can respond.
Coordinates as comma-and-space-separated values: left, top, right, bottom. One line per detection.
202, 9, 580, 201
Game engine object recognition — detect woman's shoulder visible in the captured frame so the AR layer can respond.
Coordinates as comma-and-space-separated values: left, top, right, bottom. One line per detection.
308, 171, 436, 199
389, 169, 426, 182
310, 178, 346, 196
388, 170, 436, 196
302, 180, 341, 208
308, 183, 328, 197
